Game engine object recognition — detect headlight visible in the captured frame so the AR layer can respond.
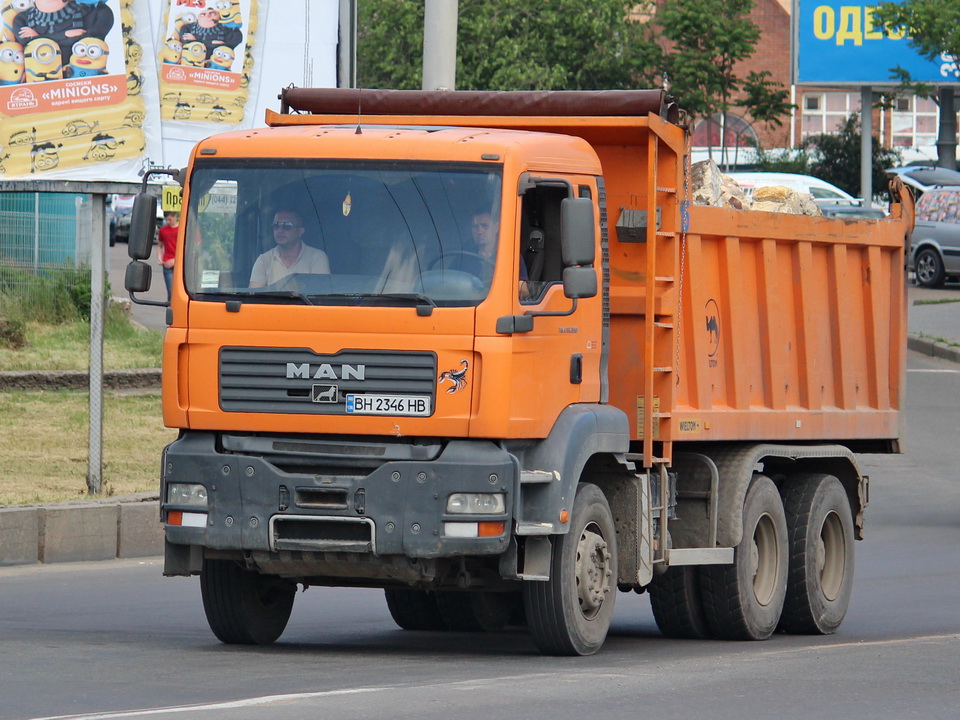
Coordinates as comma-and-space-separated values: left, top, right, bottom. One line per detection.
446, 493, 505, 515
167, 483, 208, 508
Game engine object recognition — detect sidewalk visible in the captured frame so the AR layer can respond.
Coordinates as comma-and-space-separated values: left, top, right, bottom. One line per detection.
906, 282, 960, 363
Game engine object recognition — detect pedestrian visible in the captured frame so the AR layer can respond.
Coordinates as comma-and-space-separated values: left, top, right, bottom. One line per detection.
158, 210, 179, 301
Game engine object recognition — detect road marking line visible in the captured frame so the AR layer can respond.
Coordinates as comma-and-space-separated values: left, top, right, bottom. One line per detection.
908, 368, 960, 373
26, 688, 385, 720
753, 633, 960, 658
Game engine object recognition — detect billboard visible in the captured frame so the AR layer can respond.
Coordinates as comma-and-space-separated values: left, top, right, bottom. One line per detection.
795, 0, 960, 86
0, 0, 339, 181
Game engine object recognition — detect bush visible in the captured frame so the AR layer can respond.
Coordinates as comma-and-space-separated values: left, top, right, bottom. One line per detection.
0, 315, 26, 349
0, 263, 105, 325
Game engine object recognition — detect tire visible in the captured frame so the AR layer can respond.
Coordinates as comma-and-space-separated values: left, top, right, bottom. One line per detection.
200, 559, 296, 645
778, 474, 855, 635
524, 483, 618, 656
435, 591, 516, 632
649, 566, 712, 639
701, 475, 788, 640
384, 588, 449, 631
915, 247, 945, 288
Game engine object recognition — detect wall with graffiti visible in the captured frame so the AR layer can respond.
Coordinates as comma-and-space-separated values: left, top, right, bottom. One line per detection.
0, 0, 337, 180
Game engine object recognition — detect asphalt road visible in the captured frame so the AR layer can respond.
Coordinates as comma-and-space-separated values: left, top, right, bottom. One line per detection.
2, 351, 958, 720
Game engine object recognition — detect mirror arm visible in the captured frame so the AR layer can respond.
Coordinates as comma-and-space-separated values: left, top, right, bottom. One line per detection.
525, 298, 578, 319
127, 290, 169, 308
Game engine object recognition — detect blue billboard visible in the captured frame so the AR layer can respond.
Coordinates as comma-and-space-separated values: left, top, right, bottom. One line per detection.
795, 0, 960, 85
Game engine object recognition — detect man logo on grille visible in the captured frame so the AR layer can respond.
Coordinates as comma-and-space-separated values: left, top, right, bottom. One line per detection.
312, 384, 339, 403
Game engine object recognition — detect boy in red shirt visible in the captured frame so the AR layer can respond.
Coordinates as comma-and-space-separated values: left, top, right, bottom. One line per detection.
158, 211, 179, 301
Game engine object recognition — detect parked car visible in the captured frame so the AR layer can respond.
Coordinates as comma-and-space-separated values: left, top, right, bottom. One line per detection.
107, 194, 136, 245
909, 185, 960, 287
725, 172, 861, 205
886, 165, 960, 198
818, 203, 886, 220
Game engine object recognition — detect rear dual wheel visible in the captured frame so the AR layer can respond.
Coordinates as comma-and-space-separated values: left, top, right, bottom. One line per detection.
778, 474, 855, 635
701, 475, 788, 640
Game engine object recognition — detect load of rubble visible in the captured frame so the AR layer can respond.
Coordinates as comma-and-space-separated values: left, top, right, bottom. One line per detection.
689, 159, 823, 216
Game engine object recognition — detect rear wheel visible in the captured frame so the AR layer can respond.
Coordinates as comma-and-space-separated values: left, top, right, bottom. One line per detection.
778, 474, 855, 634
915, 247, 945, 288
701, 475, 788, 640
649, 566, 711, 639
384, 588, 448, 631
200, 559, 296, 645
524, 483, 618, 656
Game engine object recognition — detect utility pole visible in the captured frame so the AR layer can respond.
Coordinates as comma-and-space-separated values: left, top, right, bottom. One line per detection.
937, 87, 957, 170
422, 0, 458, 91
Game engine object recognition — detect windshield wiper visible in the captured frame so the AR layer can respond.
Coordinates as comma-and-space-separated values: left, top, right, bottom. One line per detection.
250, 290, 316, 305
316, 292, 436, 314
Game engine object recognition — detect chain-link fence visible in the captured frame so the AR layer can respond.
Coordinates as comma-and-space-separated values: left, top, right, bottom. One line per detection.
0, 191, 106, 494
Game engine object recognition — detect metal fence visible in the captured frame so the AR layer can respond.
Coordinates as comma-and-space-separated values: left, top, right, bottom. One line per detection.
0, 191, 107, 494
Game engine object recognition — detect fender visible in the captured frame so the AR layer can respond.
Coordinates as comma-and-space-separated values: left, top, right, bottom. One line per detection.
671, 443, 866, 550
506, 404, 630, 536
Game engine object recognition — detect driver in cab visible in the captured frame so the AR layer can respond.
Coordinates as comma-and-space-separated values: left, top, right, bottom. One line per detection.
249, 208, 330, 287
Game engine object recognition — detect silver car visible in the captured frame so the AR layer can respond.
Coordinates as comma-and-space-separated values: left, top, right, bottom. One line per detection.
911, 186, 960, 288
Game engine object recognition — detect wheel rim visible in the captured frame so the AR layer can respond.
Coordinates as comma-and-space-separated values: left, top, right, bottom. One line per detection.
575, 521, 612, 620
917, 252, 938, 283
749, 512, 780, 607
818, 511, 846, 601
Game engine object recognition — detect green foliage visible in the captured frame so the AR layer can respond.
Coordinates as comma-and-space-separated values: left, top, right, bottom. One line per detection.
0, 315, 26, 349
742, 71, 795, 128
751, 145, 813, 175
801, 115, 903, 199
0, 264, 105, 324
655, 0, 761, 121
873, 1, 960, 65
358, 0, 662, 91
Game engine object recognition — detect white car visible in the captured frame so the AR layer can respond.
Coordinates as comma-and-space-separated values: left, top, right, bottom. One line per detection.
725, 172, 860, 205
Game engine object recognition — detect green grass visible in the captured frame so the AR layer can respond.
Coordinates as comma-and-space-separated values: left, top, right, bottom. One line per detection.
0, 302, 169, 506
0, 390, 176, 506
914, 298, 960, 306
0, 305, 163, 371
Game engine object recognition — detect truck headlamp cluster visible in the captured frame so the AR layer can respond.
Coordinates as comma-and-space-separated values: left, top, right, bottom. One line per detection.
167, 483, 208, 508
446, 493, 505, 515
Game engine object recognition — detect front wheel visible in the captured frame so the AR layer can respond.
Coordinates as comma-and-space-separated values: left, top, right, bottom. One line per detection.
524, 483, 618, 656
701, 475, 788, 640
915, 247, 945, 288
200, 559, 296, 645
778, 474, 855, 635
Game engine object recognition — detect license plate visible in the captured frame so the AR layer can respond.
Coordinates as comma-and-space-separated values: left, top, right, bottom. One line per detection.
345, 394, 431, 416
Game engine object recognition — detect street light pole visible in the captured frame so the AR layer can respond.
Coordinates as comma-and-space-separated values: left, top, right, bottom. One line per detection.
423, 0, 458, 91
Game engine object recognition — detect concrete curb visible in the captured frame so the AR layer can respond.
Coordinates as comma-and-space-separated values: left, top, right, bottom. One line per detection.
907, 333, 960, 364
0, 493, 162, 567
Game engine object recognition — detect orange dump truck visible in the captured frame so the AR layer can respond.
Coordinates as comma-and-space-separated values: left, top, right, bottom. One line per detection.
124, 88, 914, 655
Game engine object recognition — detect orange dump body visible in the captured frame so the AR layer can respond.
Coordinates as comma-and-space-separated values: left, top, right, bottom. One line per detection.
226, 91, 911, 468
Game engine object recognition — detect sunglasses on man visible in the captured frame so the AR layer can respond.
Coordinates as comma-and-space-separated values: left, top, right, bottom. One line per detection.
272, 221, 299, 230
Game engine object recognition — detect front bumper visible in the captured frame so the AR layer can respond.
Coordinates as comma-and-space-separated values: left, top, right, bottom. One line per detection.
161, 432, 515, 559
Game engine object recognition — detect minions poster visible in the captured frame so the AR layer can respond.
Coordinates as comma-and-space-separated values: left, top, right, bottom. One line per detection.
0, 0, 159, 178
156, 0, 255, 127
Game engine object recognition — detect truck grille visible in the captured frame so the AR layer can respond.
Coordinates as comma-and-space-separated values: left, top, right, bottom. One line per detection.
220, 348, 437, 414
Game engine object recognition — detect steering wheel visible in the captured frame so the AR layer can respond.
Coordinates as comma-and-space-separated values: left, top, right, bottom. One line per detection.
429, 251, 494, 275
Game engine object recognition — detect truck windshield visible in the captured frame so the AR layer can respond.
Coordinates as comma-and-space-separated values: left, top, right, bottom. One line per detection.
182, 161, 502, 307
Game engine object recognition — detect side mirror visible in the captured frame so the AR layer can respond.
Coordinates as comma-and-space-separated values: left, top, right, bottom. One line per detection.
127, 193, 158, 260
560, 197, 596, 266
125, 260, 152, 293
563, 266, 597, 299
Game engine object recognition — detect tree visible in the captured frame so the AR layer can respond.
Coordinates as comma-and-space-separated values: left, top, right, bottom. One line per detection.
801, 115, 902, 200
872, 1, 960, 167
357, 0, 662, 91
654, 0, 792, 164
